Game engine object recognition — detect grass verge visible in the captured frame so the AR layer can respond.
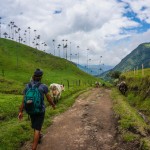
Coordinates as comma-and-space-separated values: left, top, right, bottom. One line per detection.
0, 87, 90, 150
111, 88, 150, 150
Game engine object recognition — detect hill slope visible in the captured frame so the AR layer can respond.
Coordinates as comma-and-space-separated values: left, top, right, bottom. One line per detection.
0, 38, 102, 149
0, 38, 97, 88
113, 42, 150, 72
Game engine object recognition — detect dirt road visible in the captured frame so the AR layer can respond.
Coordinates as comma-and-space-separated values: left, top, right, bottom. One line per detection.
22, 88, 137, 150
38, 88, 118, 150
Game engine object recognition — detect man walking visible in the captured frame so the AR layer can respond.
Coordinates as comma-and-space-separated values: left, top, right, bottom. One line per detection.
18, 68, 55, 150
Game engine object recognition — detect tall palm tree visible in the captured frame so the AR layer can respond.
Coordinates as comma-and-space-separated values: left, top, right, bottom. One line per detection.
27, 27, 31, 45
52, 39, 55, 55
69, 42, 71, 61
3, 32, 8, 38
0, 17, 1, 38
36, 43, 39, 49
77, 46, 80, 66
70, 53, 72, 61
15, 30, 18, 42
8, 23, 11, 38
65, 40, 68, 59
34, 29, 37, 45
18, 28, 21, 43
13, 25, 18, 41
58, 44, 61, 57
37, 35, 40, 49
87, 49, 89, 73
62, 39, 64, 58
24, 32, 26, 44
10, 21, 14, 39
44, 43, 47, 52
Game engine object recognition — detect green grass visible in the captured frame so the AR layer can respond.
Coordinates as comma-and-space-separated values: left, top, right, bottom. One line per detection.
120, 68, 150, 114
111, 88, 150, 149
0, 38, 104, 149
0, 86, 91, 150
0, 38, 97, 85
0, 94, 22, 121
122, 68, 150, 78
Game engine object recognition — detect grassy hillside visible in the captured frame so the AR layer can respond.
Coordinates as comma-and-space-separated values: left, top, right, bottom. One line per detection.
111, 88, 150, 149
0, 38, 97, 86
0, 38, 103, 149
113, 43, 150, 72
120, 68, 150, 114
110, 69, 150, 149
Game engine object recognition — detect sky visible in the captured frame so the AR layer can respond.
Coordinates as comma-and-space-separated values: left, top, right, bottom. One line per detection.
1, 0, 150, 67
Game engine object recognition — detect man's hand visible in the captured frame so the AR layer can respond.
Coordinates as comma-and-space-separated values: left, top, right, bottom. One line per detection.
18, 112, 23, 120
46, 93, 56, 110
52, 105, 56, 110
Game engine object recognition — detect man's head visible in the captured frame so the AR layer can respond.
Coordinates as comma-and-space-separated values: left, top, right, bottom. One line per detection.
33, 68, 43, 81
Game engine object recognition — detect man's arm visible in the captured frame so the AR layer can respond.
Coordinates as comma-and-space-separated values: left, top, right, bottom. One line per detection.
18, 96, 24, 120
45, 93, 55, 109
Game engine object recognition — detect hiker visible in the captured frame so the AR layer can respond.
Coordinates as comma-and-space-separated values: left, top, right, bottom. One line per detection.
18, 68, 55, 150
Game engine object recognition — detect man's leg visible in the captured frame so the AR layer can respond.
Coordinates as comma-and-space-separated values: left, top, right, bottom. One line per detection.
32, 130, 40, 150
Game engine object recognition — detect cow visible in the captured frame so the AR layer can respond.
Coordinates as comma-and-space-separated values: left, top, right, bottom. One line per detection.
118, 81, 128, 95
95, 81, 101, 88
49, 83, 65, 104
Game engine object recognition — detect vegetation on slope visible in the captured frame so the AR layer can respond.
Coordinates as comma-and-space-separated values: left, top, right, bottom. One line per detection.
121, 68, 150, 115
0, 38, 96, 85
112, 88, 150, 150
113, 43, 150, 72
0, 38, 103, 149
111, 68, 150, 149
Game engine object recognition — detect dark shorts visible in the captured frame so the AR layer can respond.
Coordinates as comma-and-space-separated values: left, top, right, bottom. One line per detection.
30, 112, 45, 131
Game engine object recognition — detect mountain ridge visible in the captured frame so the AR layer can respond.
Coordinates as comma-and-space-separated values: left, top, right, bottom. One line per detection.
112, 42, 150, 72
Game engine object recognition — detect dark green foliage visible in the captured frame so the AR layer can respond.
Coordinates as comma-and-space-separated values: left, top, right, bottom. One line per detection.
112, 43, 150, 72
108, 71, 121, 79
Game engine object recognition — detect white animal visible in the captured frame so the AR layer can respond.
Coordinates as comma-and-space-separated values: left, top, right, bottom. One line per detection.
49, 83, 65, 104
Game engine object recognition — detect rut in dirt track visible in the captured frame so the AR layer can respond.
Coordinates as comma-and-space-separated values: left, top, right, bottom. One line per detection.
37, 88, 118, 150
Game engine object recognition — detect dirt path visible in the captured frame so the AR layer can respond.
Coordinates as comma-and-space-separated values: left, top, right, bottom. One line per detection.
38, 88, 118, 150
22, 88, 136, 150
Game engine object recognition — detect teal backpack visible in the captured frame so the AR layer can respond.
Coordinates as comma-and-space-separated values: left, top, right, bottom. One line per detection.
24, 83, 43, 114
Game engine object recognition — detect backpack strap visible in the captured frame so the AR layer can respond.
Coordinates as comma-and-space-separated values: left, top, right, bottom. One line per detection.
28, 82, 41, 89
28, 83, 32, 88
36, 82, 41, 88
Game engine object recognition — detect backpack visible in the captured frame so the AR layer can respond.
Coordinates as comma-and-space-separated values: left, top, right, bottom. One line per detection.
24, 83, 43, 114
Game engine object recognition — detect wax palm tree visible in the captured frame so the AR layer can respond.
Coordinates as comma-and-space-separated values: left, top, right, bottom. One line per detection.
3, 32, 8, 38
18, 28, 21, 43
58, 44, 61, 57
10, 21, 15, 39
52, 39, 55, 55
34, 30, 37, 46
24, 32, 26, 44
62, 39, 64, 58
8, 23, 11, 38
27, 27, 31, 46
36, 43, 39, 49
0, 17, 1, 38
37, 35, 40, 49
44, 43, 47, 51
77, 46, 80, 66
13, 25, 18, 41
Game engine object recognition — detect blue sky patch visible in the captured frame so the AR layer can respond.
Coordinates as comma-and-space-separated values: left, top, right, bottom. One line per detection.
123, 9, 150, 33
53, 9, 62, 14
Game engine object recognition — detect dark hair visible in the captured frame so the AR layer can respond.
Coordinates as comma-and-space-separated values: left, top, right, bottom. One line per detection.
34, 68, 43, 77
